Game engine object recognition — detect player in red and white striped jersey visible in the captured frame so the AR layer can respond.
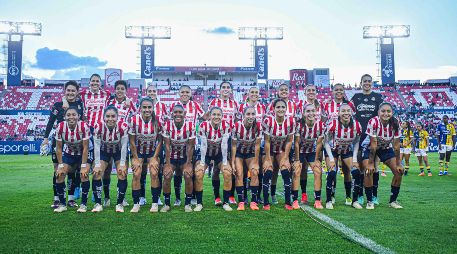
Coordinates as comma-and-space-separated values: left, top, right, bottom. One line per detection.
90, 106, 129, 213
262, 99, 295, 210
323, 104, 362, 209
293, 103, 325, 209
169, 85, 205, 125
361, 103, 403, 209
267, 84, 298, 118
53, 107, 90, 213
106, 80, 136, 122
209, 81, 239, 127
128, 98, 163, 213
237, 87, 266, 122
146, 84, 168, 122
297, 84, 323, 121
322, 84, 355, 123
79, 74, 111, 128
161, 104, 196, 212
195, 107, 233, 211
231, 106, 262, 211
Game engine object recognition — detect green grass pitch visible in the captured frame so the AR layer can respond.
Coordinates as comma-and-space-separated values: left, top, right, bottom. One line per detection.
0, 153, 455, 253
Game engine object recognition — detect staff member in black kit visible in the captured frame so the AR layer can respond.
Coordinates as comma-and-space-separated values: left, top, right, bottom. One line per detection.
42, 81, 85, 209
350, 74, 383, 205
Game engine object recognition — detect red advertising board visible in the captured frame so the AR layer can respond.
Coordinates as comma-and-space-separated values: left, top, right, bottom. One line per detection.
289, 69, 307, 87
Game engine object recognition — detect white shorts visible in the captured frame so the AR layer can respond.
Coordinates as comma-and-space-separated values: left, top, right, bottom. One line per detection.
439, 145, 453, 153
415, 149, 428, 157
401, 148, 412, 155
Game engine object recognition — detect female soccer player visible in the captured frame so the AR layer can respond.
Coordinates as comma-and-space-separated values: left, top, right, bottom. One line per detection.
169, 85, 205, 206
43, 81, 84, 208
436, 115, 456, 176
361, 102, 403, 209
161, 104, 196, 213
90, 106, 129, 213
298, 84, 323, 121
53, 107, 90, 213
400, 121, 414, 176
195, 107, 232, 211
231, 106, 262, 211
413, 122, 432, 176
323, 84, 355, 122
128, 98, 163, 213
262, 99, 295, 210
293, 103, 325, 209
323, 104, 362, 209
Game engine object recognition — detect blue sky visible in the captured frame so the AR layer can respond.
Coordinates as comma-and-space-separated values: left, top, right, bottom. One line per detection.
1, 0, 456, 83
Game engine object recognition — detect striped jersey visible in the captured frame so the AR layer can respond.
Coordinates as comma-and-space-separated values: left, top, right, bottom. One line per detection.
169, 100, 204, 124
93, 121, 129, 153
362, 116, 400, 149
414, 129, 429, 149
106, 97, 136, 122
262, 115, 296, 154
267, 99, 297, 118
209, 98, 239, 127
436, 122, 456, 146
162, 120, 196, 160
325, 119, 362, 154
231, 121, 262, 154
56, 121, 90, 156
295, 120, 325, 154
199, 120, 231, 157
80, 89, 111, 127
323, 100, 355, 122
238, 102, 266, 122
153, 101, 168, 122
128, 114, 162, 155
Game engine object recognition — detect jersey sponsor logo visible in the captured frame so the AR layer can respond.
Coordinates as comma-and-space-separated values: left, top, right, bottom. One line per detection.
357, 104, 376, 112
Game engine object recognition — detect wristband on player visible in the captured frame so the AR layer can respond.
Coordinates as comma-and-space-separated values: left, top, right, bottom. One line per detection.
81, 163, 87, 168
58, 164, 64, 169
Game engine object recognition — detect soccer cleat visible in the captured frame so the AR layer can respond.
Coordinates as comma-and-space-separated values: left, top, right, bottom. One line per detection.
439, 171, 443, 176
74, 187, 81, 199
250, 202, 259, 210
314, 200, 323, 209
381, 172, 387, 177
158, 197, 163, 206
214, 197, 222, 206
91, 203, 103, 213
130, 204, 140, 213
68, 200, 78, 208
149, 203, 159, 213
77, 204, 87, 213
103, 198, 111, 207
193, 204, 203, 212
51, 200, 60, 209
358, 196, 364, 205
237, 202, 245, 211
122, 199, 129, 207
263, 204, 271, 211
292, 200, 300, 210
372, 196, 380, 205
160, 205, 171, 213
418, 172, 425, 176
174, 199, 182, 207
271, 196, 278, 205
366, 201, 375, 210
284, 204, 293, 210
222, 203, 233, 211
325, 202, 334, 210
443, 171, 449, 176
229, 196, 237, 204
191, 199, 197, 205
345, 198, 352, 206
352, 201, 362, 209
428, 172, 433, 177
54, 205, 67, 213
301, 193, 308, 204
115, 204, 124, 213
139, 197, 147, 206
184, 205, 193, 212
389, 201, 403, 209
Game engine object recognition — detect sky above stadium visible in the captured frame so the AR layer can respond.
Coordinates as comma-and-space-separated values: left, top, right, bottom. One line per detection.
2, 0, 457, 84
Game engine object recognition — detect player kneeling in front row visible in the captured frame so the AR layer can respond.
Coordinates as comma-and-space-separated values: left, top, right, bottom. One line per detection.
231, 106, 262, 211
361, 103, 403, 209
195, 107, 233, 211
161, 105, 196, 213
91, 106, 129, 213
54, 107, 91, 213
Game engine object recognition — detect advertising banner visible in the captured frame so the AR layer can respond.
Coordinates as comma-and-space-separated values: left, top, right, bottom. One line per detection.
140, 45, 153, 79
289, 69, 307, 87
381, 43, 395, 84
0, 141, 42, 155
7, 40, 23, 86
255, 46, 268, 79
105, 68, 122, 87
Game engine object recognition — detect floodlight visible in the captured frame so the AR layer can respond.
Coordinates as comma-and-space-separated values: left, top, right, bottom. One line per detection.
363, 25, 410, 39
0, 21, 41, 36
125, 26, 171, 39
238, 27, 283, 40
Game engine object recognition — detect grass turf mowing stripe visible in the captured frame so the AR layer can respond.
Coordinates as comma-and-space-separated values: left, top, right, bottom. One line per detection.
300, 205, 396, 254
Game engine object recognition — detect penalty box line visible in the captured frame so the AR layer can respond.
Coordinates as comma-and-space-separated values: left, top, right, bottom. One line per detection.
300, 205, 396, 254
